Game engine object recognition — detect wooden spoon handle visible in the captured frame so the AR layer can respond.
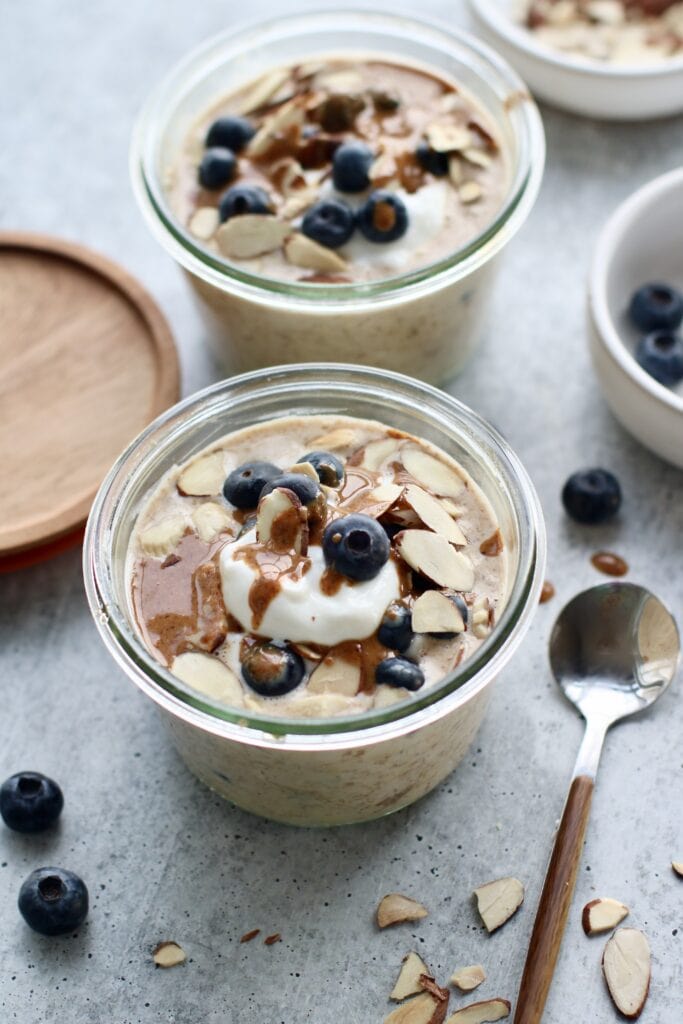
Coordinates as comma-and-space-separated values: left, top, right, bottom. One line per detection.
513, 774, 594, 1024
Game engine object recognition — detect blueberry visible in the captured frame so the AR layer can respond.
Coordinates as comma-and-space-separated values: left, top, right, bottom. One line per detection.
332, 142, 373, 193
219, 184, 271, 222
223, 461, 281, 509
375, 656, 424, 691
378, 602, 413, 653
635, 330, 683, 387
0, 772, 63, 833
206, 115, 255, 153
198, 147, 237, 190
562, 468, 622, 524
415, 141, 449, 177
322, 514, 390, 582
18, 867, 88, 936
629, 283, 683, 333
301, 200, 355, 249
259, 472, 321, 507
297, 451, 344, 487
241, 641, 305, 697
357, 190, 408, 244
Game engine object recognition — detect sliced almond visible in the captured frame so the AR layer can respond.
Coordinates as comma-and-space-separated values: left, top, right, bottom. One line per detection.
448, 156, 463, 186
308, 655, 361, 697
473, 877, 524, 933
385, 993, 447, 1024
395, 531, 474, 592
235, 68, 292, 114
271, 156, 306, 195
377, 893, 428, 929
139, 516, 187, 557
582, 897, 629, 936
289, 461, 320, 482
172, 652, 244, 706
460, 182, 483, 205
152, 941, 186, 968
420, 977, 449, 1004
191, 502, 233, 543
672, 861, 683, 877
315, 69, 363, 93
440, 497, 464, 519
362, 437, 403, 471
462, 148, 492, 169
290, 641, 323, 662
247, 100, 304, 158
445, 998, 510, 1023
391, 952, 431, 1001
349, 482, 403, 519
216, 215, 288, 260
177, 451, 226, 497
310, 428, 358, 451
471, 596, 492, 640
450, 965, 486, 993
426, 123, 472, 153
189, 206, 219, 240
280, 187, 318, 220
370, 153, 398, 186
374, 684, 410, 708
404, 485, 466, 545
413, 591, 465, 635
284, 233, 347, 273
401, 448, 464, 499
256, 487, 307, 555
602, 928, 651, 1020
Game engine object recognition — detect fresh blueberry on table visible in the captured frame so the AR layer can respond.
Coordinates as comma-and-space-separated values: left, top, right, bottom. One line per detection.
198, 147, 237, 190
375, 656, 425, 691
205, 115, 255, 153
241, 641, 305, 697
562, 469, 622, 524
219, 184, 271, 222
629, 283, 683, 333
0, 772, 63, 833
322, 514, 391, 581
378, 602, 414, 653
297, 451, 344, 488
301, 199, 355, 249
357, 190, 408, 243
635, 330, 683, 387
223, 461, 281, 509
18, 867, 89, 936
259, 472, 321, 508
415, 141, 449, 177
332, 141, 374, 192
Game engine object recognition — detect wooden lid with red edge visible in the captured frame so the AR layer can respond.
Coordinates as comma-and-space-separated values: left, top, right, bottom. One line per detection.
0, 232, 180, 568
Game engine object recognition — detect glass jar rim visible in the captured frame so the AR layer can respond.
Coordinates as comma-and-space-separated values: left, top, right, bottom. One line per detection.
83, 364, 546, 750
130, 8, 545, 308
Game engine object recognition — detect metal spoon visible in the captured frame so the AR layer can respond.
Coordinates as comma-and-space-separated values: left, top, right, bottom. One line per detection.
513, 582, 680, 1024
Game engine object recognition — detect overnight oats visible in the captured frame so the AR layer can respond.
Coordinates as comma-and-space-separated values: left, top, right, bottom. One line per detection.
132, 12, 544, 383
85, 366, 545, 825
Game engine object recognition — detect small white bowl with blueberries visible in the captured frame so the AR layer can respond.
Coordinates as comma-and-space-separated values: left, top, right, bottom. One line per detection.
589, 167, 683, 470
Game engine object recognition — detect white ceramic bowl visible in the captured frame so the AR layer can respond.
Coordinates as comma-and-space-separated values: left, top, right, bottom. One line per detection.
468, 0, 683, 120
588, 167, 683, 469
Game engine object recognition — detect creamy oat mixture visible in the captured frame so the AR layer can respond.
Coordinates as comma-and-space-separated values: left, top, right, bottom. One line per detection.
165, 57, 509, 284
524, 0, 683, 64
128, 416, 508, 719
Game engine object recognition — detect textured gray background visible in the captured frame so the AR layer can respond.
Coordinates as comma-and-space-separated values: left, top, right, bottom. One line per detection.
1, 2, 682, 1022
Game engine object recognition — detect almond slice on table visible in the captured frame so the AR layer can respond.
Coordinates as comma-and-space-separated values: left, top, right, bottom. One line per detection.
391, 952, 432, 1001
672, 861, 683, 877
602, 928, 651, 1020
401, 448, 464, 499
152, 941, 186, 968
413, 591, 465, 634
582, 897, 629, 936
445, 998, 510, 1023
307, 655, 361, 697
404, 485, 466, 545
216, 215, 289, 259
395, 531, 474, 592
191, 502, 233, 543
256, 487, 308, 555
473, 877, 524, 933
377, 893, 429, 929
172, 652, 244, 706
177, 451, 226, 497
450, 965, 486, 993
385, 992, 448, 1024
284, 233, 348, 273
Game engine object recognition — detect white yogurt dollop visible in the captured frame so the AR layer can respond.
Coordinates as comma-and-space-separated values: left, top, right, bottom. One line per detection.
219, 532, 400, 645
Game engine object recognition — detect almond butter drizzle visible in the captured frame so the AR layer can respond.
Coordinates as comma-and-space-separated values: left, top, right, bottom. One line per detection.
235, 544, 312, 630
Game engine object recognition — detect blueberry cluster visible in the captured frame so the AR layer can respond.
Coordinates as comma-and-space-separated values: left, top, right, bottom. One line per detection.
629, 282, 683, 388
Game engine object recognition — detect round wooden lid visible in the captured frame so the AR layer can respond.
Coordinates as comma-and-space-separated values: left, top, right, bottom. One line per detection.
0, 233, 180, 563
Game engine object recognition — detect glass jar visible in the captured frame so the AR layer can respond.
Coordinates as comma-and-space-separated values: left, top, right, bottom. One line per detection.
131, 11, 545, 385
84, 365, 545, 825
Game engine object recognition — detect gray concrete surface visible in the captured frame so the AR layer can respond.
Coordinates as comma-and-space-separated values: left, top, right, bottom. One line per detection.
1, 2, 682, 1022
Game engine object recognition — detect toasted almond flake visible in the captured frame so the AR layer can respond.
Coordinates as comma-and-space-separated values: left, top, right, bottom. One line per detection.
395, 531, 474, 592
290, 641, 323, 662
384, 993, 447, 1024
445, 998, 510, 1023
440, 497, 464, 518
404, 485, 467, 544
412, 590, 465, 634
585, 0, 624, 25
420, 976, 449, 1004
582, 897, 629, 936
284, 233, 347, 272
256, 486, 307, 555
426, 123, 472, 153
153, 941, 186, 968
236, 68, 292, 114
177, 451, 226, 497
290, 461, 319, 481
172, 652, 244, 706
391, 952, 432, 1001
315, 69, 363, 93
310, 428, 358, 451
471, 596, 492, 639
438, 92, 462, 114
240, 928, 260, 943
473, 877, 524, 933
280, 187, 318, 220
362, 437, 402, 471
351, 482, 404, 519
450, 965, 486, 992
401, 448, 464, 499
191, 502, 233, 543
264, 932, 281, 945
216, 215, 288, 260
672, 861, 683, 877
247, 100, 305, 158
448, 156, 463, 186
189, 206, 219, 240
272, 157, 306, 195
377, 893, 429, 929
602, 928, 650, 1020
308, 656, 361, 697
462, 148, 492, 169
460, 182, 483, 204
374, 684, 410, 708
139, 516, 187, 557
370, 153, 398, 185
